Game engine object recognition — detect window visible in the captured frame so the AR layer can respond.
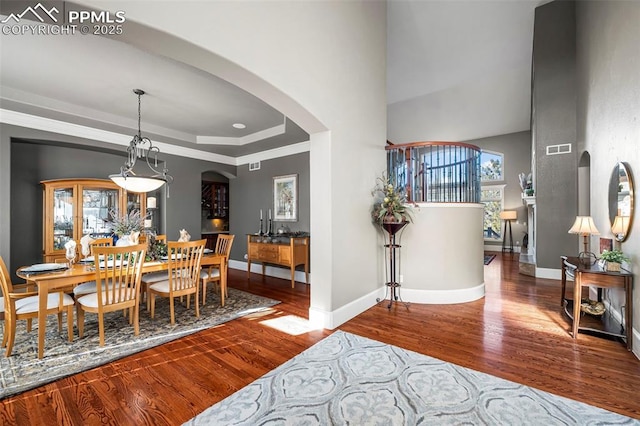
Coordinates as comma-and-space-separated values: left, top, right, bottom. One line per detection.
482, 185, 504, 240
480, 150, 505, 240
481, 150, 503, 182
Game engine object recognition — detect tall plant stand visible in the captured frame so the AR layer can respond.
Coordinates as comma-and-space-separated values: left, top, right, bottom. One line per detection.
377, 221, 410, 310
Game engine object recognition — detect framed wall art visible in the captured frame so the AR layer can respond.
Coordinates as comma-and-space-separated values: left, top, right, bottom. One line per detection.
273, 174, 297, 221
599, 237, 613, 254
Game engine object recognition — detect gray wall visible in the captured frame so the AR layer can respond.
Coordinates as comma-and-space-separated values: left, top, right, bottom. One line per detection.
10, 140, 127, 278
532, 0, 578, 269
230, 152, 310, 264
576, 0, 639, 345
465, 131, 532, 249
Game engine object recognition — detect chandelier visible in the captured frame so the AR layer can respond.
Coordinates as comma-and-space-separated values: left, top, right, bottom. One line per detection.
110, 89, 173, 193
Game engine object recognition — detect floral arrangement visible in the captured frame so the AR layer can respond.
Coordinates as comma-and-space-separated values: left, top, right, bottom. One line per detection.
145, 233, 167, 261
109, 209, 147, 237
599, 249, 629, 264
371, 172, 415, 225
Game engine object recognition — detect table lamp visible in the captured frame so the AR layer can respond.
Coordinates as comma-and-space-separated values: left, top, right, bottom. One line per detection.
568, 216, 600, 264
499, 210, 517, 253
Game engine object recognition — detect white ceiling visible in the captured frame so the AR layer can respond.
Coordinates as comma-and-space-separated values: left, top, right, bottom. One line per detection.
1, 1, 547, 159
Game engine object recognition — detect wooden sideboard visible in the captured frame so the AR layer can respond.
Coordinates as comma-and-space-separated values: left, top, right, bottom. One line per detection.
561, 256, 633, 350
247, 235, 309, 287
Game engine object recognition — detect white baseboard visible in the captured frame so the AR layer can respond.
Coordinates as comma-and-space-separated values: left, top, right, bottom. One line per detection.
535, 267, 561, 280
309, 287, 384, 330
400, 283, 485, 304
229, 259, 310, 284
484, 245, 521, 253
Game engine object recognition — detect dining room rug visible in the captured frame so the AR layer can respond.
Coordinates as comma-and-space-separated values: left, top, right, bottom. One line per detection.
484, 254, 496, 265
0, 288, 279, 399
186, 331, 638, 425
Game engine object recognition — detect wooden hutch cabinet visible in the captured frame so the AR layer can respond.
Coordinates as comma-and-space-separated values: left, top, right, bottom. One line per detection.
42, 178, 147, 262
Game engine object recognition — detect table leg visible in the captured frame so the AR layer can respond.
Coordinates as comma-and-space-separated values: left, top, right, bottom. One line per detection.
625, 277, 632, 351
38, 281, 48, 359
290, 266, 295, 288
220, 258, 226, 307
572, 273, 582, 339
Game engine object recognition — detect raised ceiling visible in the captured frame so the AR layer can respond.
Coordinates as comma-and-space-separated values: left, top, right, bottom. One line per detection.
1, 1, 547, 161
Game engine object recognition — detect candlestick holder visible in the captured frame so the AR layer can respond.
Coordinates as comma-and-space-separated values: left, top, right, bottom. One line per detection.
267, 219, 273, 236
258, 218, 264, 235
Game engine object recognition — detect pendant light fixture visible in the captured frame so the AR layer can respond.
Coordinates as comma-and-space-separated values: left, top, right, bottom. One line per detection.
110, 89, 173, 193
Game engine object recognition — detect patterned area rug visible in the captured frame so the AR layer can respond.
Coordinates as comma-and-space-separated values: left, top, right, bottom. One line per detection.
186, 331, 638, 425
484, 254, 496, 265
0, 288, 279, 399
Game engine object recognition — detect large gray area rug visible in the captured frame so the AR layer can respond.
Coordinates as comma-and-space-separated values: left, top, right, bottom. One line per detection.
187, 330, 639, 425
0, 288, 279, 399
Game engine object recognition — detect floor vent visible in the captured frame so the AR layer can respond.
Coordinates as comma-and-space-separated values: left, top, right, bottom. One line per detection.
249, 161, 261, 171
546, 143, 572, 155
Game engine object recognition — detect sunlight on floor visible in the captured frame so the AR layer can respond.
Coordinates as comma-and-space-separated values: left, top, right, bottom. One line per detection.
260, 315, 323, 336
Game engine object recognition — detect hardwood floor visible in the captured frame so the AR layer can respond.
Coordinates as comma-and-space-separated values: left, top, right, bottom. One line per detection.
1, 253, 639, 424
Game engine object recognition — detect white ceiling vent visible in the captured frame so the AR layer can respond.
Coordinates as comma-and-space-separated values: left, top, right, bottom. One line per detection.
546, 144, 572, 155
249, 161, 261, 171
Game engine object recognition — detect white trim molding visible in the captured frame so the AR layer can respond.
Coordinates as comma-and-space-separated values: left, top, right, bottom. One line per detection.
400, 283, 485, 304
0, 109, 310, 166
197, 121, 286, 146
535, 267, 562, 280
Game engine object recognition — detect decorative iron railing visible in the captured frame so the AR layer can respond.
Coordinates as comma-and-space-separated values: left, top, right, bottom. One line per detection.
386, 141, 481, 203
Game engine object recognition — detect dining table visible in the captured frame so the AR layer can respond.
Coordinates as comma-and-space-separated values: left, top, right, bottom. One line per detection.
16, 253, 227, 359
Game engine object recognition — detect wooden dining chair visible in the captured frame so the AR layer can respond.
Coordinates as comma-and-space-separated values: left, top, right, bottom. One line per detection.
76, 244, 146, 346
73, 237, 114, 298
139, 234, 170, 306
147, 239, 206, 324
200, 234, 234, 306
0, 256, 74, 357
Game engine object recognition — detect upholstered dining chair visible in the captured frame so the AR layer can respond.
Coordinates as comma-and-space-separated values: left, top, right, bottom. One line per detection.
147, 239, 206, 324
200, 234, 234, 306
76, 244, 146, 347
73, 237, 114, 298
0, 256, 74, 357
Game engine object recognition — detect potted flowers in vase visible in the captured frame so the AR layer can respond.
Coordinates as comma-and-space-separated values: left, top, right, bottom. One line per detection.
599, 249, 629, 272
371, 172, 415, 230
109, 209, 146, 246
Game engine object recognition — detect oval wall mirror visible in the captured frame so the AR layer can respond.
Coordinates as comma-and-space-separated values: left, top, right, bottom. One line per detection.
608, 162, 634, 242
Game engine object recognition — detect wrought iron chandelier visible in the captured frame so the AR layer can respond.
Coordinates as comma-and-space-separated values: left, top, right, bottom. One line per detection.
109, 89, 173, 193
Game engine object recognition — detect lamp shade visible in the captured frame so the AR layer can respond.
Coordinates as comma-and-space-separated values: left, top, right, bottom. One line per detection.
499, 210, 517, 220
109, 175, 166, 193
612, 215, 630, 235
568, 216, 600, 236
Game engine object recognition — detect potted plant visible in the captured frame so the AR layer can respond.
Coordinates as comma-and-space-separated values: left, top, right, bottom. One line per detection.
371, 172, 415, 225
599, 249, 629, 272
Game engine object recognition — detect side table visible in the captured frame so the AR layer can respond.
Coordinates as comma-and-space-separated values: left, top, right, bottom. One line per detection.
561, 256, 633, 351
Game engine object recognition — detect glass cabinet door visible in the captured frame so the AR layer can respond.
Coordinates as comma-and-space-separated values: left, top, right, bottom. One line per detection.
52, 187, 75, 250
82, 188, 119, 237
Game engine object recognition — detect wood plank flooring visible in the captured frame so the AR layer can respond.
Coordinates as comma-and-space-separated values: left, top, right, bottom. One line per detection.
1, 253, 639, 424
